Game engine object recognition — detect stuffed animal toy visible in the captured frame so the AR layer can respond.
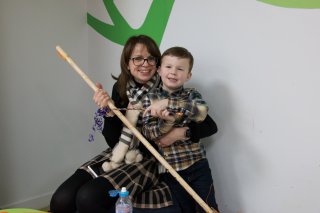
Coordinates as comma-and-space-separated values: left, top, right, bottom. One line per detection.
102, 103, 143, 172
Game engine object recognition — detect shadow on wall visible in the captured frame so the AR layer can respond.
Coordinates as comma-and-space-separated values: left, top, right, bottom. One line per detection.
202, 80, 266, 213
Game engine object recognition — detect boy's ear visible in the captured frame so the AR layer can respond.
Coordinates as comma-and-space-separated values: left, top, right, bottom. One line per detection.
187, 72, 192, 81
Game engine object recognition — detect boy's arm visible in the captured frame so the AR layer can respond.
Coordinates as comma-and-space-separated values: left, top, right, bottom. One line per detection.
143, 89, 208, 140
142, 96, 175, 140
167, 89, 208, 123
142, 111, 175, 140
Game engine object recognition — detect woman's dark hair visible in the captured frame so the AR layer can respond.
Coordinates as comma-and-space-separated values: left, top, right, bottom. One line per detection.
112, 35, 161, 102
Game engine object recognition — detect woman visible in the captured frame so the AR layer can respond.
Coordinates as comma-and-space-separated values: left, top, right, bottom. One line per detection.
50, 35, 217, 213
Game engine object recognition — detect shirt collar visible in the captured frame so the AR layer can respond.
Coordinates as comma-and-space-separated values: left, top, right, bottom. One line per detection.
159, 83, 184, 97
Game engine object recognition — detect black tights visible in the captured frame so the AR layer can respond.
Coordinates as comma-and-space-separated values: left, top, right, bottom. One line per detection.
50, 169, 118, 213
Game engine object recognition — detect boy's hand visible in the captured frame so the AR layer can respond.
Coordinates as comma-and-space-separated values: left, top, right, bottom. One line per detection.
157, 109, 175, 122
143, 99, 169, 117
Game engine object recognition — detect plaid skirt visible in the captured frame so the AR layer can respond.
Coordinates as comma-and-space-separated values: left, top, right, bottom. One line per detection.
79, 148, 173, 208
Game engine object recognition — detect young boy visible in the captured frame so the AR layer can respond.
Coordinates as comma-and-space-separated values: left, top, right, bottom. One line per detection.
142, 47, 219, 213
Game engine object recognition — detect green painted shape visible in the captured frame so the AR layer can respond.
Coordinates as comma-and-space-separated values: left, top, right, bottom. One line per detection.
87, 0, 175, 46
258, 0, 320, 8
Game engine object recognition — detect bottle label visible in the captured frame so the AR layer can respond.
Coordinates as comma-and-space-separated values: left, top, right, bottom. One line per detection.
116, 203, 132, 213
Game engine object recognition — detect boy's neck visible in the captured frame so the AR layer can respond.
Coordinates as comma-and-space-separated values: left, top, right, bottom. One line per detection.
162, 84, 184, 94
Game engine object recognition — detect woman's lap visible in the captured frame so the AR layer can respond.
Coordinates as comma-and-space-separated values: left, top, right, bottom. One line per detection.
50, 167, 194, 213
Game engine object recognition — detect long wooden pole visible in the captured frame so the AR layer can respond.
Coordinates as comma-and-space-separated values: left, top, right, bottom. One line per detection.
56, 46, 218, 213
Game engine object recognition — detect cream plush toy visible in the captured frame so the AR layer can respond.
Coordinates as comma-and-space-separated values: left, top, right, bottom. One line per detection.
102, 103, 143, 172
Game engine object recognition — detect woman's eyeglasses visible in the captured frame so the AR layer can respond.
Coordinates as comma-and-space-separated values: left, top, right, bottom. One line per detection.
129, 56, 157, 66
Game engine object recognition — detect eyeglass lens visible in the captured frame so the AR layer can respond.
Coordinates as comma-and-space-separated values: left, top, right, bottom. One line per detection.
131, 56, 157, 66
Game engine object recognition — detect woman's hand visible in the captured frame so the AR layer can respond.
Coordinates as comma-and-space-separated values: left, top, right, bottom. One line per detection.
156, 127, 189, 147
93, 83, 114, 116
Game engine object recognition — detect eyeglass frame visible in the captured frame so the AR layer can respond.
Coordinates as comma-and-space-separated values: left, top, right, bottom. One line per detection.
129, 56, 158, 66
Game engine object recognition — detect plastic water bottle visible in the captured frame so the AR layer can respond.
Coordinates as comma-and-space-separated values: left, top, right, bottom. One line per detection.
110, 187, 133, 213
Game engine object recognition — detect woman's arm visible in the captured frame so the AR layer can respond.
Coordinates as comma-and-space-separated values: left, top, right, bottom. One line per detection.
157, 114, 218, 147
93, 83, 127, 149
189, 114, 218, 142
156, 127, 188, 147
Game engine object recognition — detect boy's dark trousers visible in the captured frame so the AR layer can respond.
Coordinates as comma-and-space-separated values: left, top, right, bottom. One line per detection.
161, 158, 219, 213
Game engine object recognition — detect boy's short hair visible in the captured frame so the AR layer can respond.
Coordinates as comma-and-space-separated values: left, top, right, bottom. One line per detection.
161, 47, 194, 72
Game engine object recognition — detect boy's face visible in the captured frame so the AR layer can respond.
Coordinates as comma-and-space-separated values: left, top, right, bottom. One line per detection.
158, 55, 192, 93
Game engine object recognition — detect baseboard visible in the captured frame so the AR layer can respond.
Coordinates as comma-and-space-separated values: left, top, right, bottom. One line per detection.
0, 191, 53, 210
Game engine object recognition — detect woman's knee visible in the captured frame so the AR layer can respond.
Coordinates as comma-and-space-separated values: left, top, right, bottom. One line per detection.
76, 177, 116, 212
50, 169, 92, 212
50, 187, 76, 212
76, 183, 97, 209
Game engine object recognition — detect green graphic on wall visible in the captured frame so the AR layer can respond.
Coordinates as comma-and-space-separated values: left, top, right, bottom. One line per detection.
87, 0, 175, 46
258, 0, 320, 8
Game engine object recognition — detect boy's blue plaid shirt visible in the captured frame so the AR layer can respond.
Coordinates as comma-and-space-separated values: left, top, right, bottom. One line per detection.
142, 86, 209, 172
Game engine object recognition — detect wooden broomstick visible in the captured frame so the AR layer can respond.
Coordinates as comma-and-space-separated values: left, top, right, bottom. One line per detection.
56, 46, 218, 213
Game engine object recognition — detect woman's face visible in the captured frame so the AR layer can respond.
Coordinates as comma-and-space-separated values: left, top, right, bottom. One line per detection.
127, 43, 157, 84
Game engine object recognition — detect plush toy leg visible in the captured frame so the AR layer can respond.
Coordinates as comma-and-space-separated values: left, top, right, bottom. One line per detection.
109, 108, 141, 164
110, 140, 130, 163
125, 149, 143, 164
102, 161, 122, 172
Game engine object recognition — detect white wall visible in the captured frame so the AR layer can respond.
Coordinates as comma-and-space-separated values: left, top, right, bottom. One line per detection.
1, 0, 320, 212
88, 1, 320, 213
0, 0, 106, 209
